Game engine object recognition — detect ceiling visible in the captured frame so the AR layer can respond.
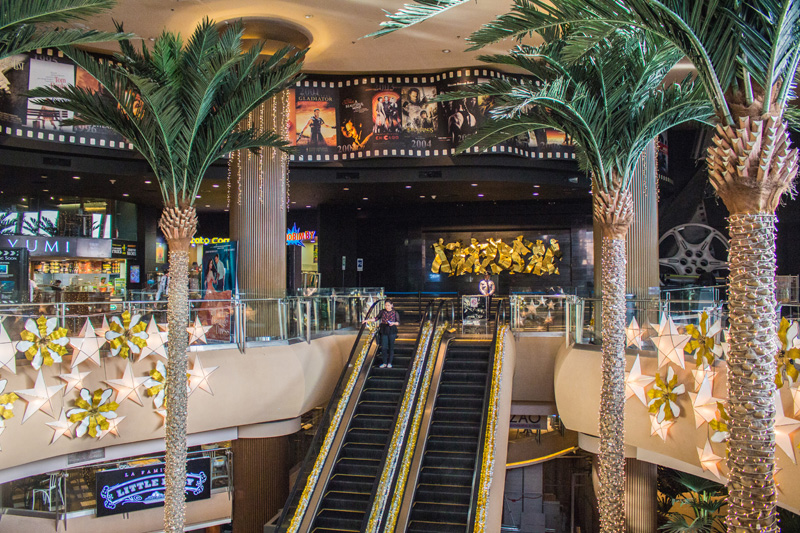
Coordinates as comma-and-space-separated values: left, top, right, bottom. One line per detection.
83, 0, 526, 73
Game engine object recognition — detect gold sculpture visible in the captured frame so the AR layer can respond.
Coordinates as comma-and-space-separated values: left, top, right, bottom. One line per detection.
431, 236, 561, 276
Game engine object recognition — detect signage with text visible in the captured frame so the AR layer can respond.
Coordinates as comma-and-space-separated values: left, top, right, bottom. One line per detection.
95, 457, 210, 517
191, 237, 230, 245
111, 241, 138, 259
3, 236, 112, 258
286, 223, 316, 247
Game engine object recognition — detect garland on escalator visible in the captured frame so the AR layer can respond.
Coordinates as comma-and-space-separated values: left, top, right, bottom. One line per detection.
474, 324, 508, 533
286, 321, 379, 533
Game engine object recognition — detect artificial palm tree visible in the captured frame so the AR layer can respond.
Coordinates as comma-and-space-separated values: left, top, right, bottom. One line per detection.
1, 0, 129, 61
29, 20, 305, 532
375, 1, 799, 530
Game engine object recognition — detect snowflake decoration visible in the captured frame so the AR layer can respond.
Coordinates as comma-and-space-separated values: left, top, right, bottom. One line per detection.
775, 317, 800, 389
709, 401, 730, 443
684, 311, 722, 368
0, 379, 18, 425
647, 366, 686, 423
67, 388, 119, 439
17, 316, 70, 370
144, 361, 166, 409
105, 311, 148, 359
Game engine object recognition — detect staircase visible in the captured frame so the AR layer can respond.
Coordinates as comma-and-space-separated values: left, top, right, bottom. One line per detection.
406, 338, 492, 533
308, 338, 416, 533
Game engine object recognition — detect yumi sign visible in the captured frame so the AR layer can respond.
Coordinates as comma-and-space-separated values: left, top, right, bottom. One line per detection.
95, 457, 211, 517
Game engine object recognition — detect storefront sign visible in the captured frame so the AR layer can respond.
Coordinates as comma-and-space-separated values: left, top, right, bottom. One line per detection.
3, 236, 112, 258
111, 241, 138, 258
286, 224, 316, 247
191, 237, 231, 245
96, 457, 210, 517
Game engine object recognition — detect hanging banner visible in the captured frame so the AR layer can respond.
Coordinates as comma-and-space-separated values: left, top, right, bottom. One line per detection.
95, 457, 211, 517
200, 240, 237, 342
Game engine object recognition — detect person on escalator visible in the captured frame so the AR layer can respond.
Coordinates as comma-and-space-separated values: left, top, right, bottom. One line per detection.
366, 300, 400, 368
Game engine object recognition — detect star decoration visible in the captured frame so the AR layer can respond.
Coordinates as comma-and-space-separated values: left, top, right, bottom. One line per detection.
689, 376, 722, 429
67, 388, 119, 439
144, 360, 167, 408
95, 316, 111, 338
691, 366, 717, 392
69, 319, 103, 367
58, 366, 92, 395
625, 355, 655, 406
0, 322, 17, 374
774, 391, 800, 463
0, 379, 19, 427
651, 317, 690, 369
46, 409, 74, 444
684, 311, 723, 368
647, 366, 686, 423
138, 317, 168, 362
775, 318, 800, 389
625, 317, 644, 350
97, 415, 125, 440
156, 409, 167, 426
697, 440, 724, 479
188, 356, 218, 395
719, 328, 731, 360
650, 415, 673, 441
17, 316, 70, 370
103, 362, 148, 406
187, 317, 211, 345
16, 370, 64, 423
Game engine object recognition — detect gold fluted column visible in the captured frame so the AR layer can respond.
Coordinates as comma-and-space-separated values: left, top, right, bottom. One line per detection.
625, 141, 659, 299
624, 458, 657, 533
229, 92, 289, 338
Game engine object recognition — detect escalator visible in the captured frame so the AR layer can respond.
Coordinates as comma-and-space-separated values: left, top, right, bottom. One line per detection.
309, 336, 416, 532
405, 338, 492, 533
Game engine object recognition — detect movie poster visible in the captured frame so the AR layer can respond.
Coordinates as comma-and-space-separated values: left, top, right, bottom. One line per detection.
26, 58, 74, 130
291, 85, 337, 158
441, 76, 495, 147
339, 85, 374, 155
401, 86, 438, 135
200, 241, 237, 342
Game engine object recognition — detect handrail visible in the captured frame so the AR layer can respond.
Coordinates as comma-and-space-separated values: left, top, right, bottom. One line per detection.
375, 300, 451, 533
273, 299, 384, 532
467, 299, 507, 533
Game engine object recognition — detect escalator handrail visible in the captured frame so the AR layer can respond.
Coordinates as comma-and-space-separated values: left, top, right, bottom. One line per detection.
466, 298, 508, 533
274, 298, 385, 532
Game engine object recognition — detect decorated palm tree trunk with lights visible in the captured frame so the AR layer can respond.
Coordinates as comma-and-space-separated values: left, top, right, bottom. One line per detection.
29, 20, 305, 531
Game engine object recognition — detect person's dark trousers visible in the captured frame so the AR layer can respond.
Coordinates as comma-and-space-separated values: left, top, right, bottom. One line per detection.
380, 331, 397, 365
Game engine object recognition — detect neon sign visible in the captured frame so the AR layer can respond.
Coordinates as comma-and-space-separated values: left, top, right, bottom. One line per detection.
191, 237, 230, 245
287, 223, 316, 247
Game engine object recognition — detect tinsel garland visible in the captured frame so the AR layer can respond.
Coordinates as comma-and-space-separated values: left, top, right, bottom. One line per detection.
598, 237, 627, 533
366, 323, 434, 533
286, 323, 378, 533
474, 325, 507, 533
725, 214, 778, 533
383, 324, 448, 533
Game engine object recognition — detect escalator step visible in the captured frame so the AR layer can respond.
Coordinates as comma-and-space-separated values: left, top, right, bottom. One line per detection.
345, 429, 391, 444
428, 422, 480, 437
407, 519, 468, 532
437, 383, 486, 396
419, 469, 473, 486
419, 452, 475, 469
334, 461, 380, 477
350, 414, 394, 430
415, 485, 471, 504
357, 403, 398, 416
313, 511, 363, 532
426, 436, 478, 451
431, 408, 482, 424
412, 501, 470, 522
320, 494, 370, 513
367, 378, 406, 390
435, 396, 484, 409
327, 476, 375, 494
443, 359, 488, 372
441, 371, 488, 384
340, 442, 385, 460
360, 390, 402, 403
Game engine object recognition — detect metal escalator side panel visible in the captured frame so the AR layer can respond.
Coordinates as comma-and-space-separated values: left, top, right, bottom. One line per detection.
391, 334, 455, 533
366, 322, 448, 533
286, 323, 380, 533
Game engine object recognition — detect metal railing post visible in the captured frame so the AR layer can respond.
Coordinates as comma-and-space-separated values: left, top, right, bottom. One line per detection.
305, 300, 312, 343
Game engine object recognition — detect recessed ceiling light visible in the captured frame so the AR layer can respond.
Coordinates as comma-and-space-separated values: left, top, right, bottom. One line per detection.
196, 195, 201, 198
50, 196, 54, 200
405, 185, 412, 189
224, 209, 229, 212
343, 187, 349, 191
306, 205, 312, 208
212, 184, 219, 188
419, 195, 425, 198
72, 176, 80, 180
533, 193, 539, 196
533, 185, 540, 188
291, 201, 296, 204
478, 193, 484, 197
442, 49, 451, 53
357, 207, 362, 210
122, 193, 129, 197
305, 14, 313, 18
42, 189, 49, 192
205, 204, 210, 208
471, 183, 477, 187
41, 175, 47, 179
144, 180, 151, 184
362, 197, 368, 200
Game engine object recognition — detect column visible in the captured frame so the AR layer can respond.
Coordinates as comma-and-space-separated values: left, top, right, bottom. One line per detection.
229, 92, 290, 338
625, 141, 659, 299
624, 458, 658, 533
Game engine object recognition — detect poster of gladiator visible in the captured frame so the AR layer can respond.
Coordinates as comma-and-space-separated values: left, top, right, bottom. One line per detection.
291, 85, 337, 152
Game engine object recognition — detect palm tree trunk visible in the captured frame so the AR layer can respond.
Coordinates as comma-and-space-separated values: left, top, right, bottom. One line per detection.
594, 187, 633, 533
707, 112, 798, 533
159, 205, 198, 533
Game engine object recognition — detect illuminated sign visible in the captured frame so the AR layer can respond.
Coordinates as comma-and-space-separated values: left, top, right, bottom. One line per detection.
95, 457, 210, 517
287, 223, 316, 247
191, 237, 230, 245
4, 236, 112, 258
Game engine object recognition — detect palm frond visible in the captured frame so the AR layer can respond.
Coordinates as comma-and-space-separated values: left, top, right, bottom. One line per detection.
364, 0, 470, 39
0, 0, 131, 60
454, 117, 558, 153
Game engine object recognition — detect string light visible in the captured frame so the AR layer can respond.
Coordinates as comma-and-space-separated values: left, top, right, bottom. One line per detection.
725, 214, 778, 532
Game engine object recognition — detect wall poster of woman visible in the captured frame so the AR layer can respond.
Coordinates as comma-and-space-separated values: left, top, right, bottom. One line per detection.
199, 242, 237, 342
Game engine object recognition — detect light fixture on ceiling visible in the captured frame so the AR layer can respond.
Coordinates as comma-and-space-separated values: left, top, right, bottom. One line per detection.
362, 197, 368, 200
205, 204, 210, 208
217, 17, 313, 58
212, 184, 220, 188
343, 187, 349, 191
306, 205, 311, 208
471, 183, 477, 186
419, 195, 425, 198
196, 195, 201, 198
72, 176, 80, 180
122, 193, 129, 197
405, 185, 412, 189
478, 193, 484, 197
533, 193, 539, 196
144, 180, 151, 184
442, 49, 451, 53
533, 184, 540, 188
